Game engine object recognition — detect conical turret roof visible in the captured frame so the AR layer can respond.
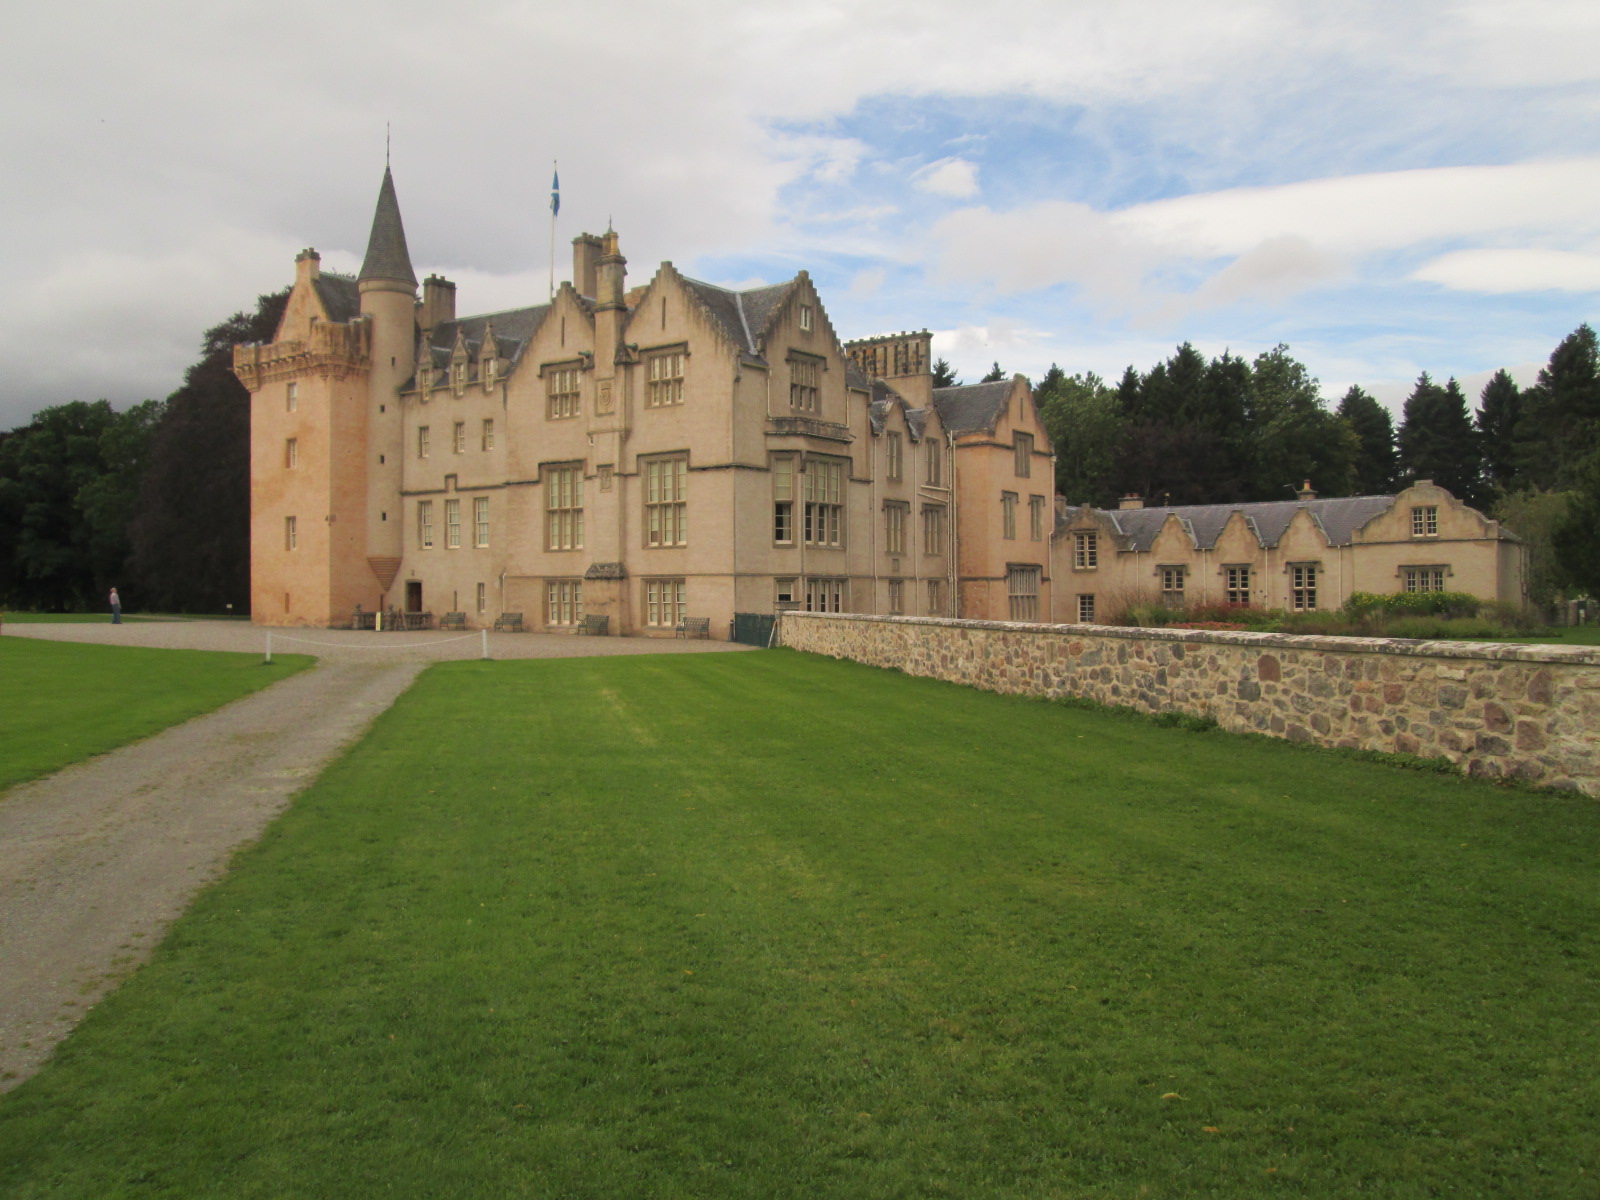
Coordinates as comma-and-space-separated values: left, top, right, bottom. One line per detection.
358, 167, 417, 286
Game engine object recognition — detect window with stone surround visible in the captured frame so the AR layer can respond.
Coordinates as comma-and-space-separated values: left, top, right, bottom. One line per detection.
804, 577, 846, 612
927, 578, 943, 614
475, 497, 490, 548
803, 458, 844, 547
546, 465, 583, 550
418, 426, 430, 459
772, 455, 794, 545
645, 456, 687, 546
1225, 565, 1251, 606
886, 432, 903, 480
547, 579, 584, 626
1007, 565, 1041, 621
647, 350, 685, 408
445, 498, 462, 549
1078, 593, 1096, 623
789, 353, 822, 412
1002, 492, 1018, 540
1290, 563, 1319, 610
645, 578, 686, 627
1014, 432, 1033, 477
285, 438, 298, 469
888, 578, 904, 614
1411, 506, 1439, 536
884, 501, 907, 554
417, 500, 434, 549
284, 515, 297, 551
1073, 530, 1098, 570
1159, 565, 1186, 606
1030, 495, 1046, 541
481, 419, 495, 451
922, 504, 946, 555
547, 365, 581, 419
1404, 566, 1448, 593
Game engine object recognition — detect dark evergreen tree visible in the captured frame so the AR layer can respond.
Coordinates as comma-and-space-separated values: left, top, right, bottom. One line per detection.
1337, 385, 1398, 494
1551, 450, 1600, 600
1396, 373, 1482, 505
127, 288, 289, 613
980, 361, 1006, 383
1514, 325, 1600, 490
931, 357, 959, 388
1474, 369, 1522, 495
0, 400, 158, 610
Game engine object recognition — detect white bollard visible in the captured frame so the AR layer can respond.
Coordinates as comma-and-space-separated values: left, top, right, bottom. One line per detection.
481, 629, 490, 660
265, 632, 273, 664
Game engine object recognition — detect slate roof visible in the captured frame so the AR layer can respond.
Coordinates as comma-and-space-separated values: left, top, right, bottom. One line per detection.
313, 273, 360, 323
931, 380, 1012, 434
358, 167, 417, 286
679, 276, 796, 359
1064, 494, 1400, 551
406, 304, 551, 388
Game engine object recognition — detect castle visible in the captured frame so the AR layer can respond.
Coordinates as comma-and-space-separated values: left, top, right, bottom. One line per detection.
233, 168, 1055, 634
235, 168, 1524, 635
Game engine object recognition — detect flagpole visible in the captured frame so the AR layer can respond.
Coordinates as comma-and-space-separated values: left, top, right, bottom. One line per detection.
549, 160, 558, 301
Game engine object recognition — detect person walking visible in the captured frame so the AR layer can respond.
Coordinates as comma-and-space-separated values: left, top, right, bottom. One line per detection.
109, 587, 122, 625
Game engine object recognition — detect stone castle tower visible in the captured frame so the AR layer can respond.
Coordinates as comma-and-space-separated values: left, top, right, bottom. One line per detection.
234, 168, 418, 623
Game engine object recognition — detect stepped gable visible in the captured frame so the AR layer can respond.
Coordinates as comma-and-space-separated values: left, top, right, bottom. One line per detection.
357, 166, 417, 286
1100, 494, 1399, 551
931, 379, 1012, 434
679, 275, 797, 361
312, 273, 360, 323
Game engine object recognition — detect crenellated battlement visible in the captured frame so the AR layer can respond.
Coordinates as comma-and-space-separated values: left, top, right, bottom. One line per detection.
845, 329, 932, 380
233, 320, 371, 388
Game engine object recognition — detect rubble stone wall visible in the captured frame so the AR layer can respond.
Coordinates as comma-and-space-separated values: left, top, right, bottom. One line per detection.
779, 612, 1600, 796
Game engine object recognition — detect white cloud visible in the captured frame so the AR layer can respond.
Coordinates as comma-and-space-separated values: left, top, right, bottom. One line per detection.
929, 159, 1600, 316
1411, 248, 1600, 294
849, 268, 886, 299
912, 158, 981, 199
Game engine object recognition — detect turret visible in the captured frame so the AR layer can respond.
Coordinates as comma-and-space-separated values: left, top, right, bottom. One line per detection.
357, 166, 418, 585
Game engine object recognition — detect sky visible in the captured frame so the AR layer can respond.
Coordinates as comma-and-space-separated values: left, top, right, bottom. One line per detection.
3, 0, 1599, 430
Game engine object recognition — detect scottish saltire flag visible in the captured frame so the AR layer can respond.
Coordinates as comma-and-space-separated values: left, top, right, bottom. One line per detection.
550, 169, 560, 217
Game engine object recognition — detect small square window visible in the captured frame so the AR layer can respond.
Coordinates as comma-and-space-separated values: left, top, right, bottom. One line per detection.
1411, 506, 1439, 536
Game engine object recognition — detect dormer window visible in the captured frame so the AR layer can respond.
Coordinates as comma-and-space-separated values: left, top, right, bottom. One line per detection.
453, 361, 468, 394
482, 357, 496, 387
1411, 506, 1439, 537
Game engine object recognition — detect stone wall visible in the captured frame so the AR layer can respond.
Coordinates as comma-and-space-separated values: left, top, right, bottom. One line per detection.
778, 612, 1600, 796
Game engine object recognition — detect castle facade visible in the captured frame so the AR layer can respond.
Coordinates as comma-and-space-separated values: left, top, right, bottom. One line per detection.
234, 169, 1055, 634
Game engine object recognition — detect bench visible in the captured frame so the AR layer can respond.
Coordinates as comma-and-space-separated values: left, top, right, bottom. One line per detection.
439, 612, 466, 630
403, 611, 434, 631
493, 612, 524, 633
675, 616, 711, 639
577, 614, 609, 636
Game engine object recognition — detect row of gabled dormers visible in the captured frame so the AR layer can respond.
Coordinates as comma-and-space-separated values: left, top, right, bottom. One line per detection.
1055, 481, 1519, 555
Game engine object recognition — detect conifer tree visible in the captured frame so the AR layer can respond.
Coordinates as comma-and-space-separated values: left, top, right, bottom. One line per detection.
1337, 385, 1398, 494
980, 361, 1006, 383
1397, 373, 1482, 505
1474, 369, 1522, 495
1551, 450, 1600, 600
931, 357, 959, 388
1514, 325, 1600, 490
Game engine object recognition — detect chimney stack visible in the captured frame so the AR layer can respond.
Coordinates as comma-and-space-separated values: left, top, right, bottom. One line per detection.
421, 275, 457, 331
1119, 494, 1144, 510
572, 233, 603, 298
1298, 479, 1316, 501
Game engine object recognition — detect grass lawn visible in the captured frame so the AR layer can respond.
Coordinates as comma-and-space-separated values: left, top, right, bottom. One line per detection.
0, 638, 312, 791
0, 651, 1595, 1198
1, 612, 169, 624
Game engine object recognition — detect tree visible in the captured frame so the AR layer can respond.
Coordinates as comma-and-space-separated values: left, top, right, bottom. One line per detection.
931, 358, 959, 388
1248, 345, 1357, 500
1037, 367, 1123, 505
1496, 488, 1576, 611
1514, 325, 1600, 490
1551, 449, 1600, 600
1475, 369, 1522, 495
1337, 385, 1398, 494
1397, 373, 1482, 505
127, 288, 289, 612
980, 361, 1006, 383
0, 400, 157, 610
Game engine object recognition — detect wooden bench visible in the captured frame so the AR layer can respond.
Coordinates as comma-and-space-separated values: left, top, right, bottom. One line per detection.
439, 612, 467, 630
675, 616, 711, 639
577, 614, 609, 636
493, 612, 525, 633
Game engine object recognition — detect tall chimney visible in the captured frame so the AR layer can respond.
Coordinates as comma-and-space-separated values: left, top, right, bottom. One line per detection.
572, 233, 603, 298
421, 275, 457, 331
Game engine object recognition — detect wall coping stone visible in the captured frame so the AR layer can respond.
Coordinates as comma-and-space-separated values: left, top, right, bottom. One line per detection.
783, 612, 1600, 667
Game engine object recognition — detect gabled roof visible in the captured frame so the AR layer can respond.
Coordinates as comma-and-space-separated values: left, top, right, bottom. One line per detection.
931, 380, 1012, 434
358, 167, 417, 287
313, 273, 360, 323
406, 304, 551, 388
678, 275, 797, 359
1063, 495, 1399, 551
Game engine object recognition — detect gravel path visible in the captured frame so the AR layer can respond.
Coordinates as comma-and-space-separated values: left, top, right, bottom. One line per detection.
0, 621, 752, 1092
